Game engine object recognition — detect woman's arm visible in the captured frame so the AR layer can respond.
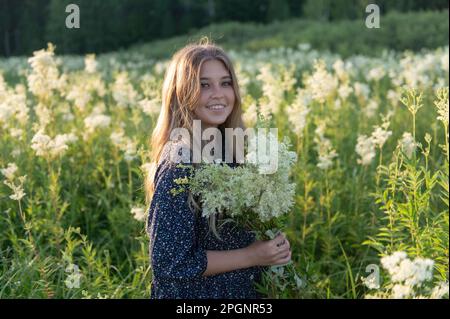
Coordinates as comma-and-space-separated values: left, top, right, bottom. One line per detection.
202, 233, 291, 277
203, 248, 253, 277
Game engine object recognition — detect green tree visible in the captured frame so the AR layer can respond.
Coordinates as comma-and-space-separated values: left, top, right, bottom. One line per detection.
16, 0, 49, 54
267, 0, 290, 22
0, 0, 18, 56
216, 0, 269, 23
46, 0, 81, 53
288, 0, 305, 17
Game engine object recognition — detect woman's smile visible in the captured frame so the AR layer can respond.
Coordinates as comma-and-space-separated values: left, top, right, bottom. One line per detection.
206, 103, 227, 110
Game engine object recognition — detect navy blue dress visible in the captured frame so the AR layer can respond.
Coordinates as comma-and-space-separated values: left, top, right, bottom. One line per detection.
146, 146, 264, 299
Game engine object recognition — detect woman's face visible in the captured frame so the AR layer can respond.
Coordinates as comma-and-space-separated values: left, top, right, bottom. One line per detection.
194, 59, 235, 129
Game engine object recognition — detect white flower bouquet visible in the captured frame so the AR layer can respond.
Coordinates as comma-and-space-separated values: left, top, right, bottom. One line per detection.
173, 131, 303, 297
188, 133, 297, 240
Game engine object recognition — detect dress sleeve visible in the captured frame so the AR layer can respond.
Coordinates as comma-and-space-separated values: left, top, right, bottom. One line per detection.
146, 161, 208, 281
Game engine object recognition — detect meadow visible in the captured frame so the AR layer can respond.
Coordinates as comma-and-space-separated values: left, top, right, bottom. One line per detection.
0, 33, 448, 298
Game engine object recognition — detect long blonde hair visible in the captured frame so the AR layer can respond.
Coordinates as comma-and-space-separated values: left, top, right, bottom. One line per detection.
144, 39, 246, 235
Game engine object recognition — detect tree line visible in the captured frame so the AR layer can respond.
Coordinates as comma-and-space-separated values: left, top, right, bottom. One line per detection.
1, 0, 448, 56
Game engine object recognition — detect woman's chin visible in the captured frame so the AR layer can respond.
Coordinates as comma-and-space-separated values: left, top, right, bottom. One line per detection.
203, 115, 230, 126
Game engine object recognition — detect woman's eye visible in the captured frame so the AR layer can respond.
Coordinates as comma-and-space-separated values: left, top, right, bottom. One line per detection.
201, 83, 209, 88
222, 81, 232, 87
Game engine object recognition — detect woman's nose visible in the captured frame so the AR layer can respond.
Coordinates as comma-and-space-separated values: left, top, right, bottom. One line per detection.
210, 84, 225, 98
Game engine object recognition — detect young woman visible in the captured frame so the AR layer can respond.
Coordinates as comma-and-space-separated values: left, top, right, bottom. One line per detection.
144, 40, 291, 299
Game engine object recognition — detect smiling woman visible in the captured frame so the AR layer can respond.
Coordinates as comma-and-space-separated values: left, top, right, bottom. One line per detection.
144, 39, 292, 299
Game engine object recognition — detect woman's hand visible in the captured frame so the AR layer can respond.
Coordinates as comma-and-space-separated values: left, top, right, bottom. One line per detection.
246, 232, 291, 267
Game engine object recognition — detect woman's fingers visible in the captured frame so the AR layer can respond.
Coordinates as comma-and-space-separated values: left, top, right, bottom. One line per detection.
265, 233, 292, 266
275, 246, 290, 258
273, 233, 286, 247
275, 250, 292, 265
277, 239, 290, 250
275, 236, 290, 250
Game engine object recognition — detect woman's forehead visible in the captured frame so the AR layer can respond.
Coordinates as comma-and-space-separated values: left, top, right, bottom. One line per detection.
200, 59, 230, 78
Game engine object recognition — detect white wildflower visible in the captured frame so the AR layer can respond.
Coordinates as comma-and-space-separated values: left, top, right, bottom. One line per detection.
84, 54, 98, 73
381, 252, 435, 288
364, 100, 379, 118
338, 83, 353, 101
441, 52, 449, 72
9, 128, 23, 139
31, 129, 52, 157
431, 282, 449, 299
286, 89, 311, 136
242, 101, 258, 125
256, 65, 284, 117
398, 132, 417, 158
372, 252, 447, 299
280, 66, 297, 93
298, 43, 311, 51
333, 98, 342, 110
139, 98, 161, 116
317, 149, 338, 170
332, 59, 348, 81
31, 129, 76, 159
124, 141, 137, 162
154, 61, 168, 75
434, 87, 449, 126
131, 206, 146, 222
62, 112, 75, 122
389, 70, 403, 87
313, 121, 338, 170
305, 60, 338, 104
0, 85, 29, 126
371, 124, 392, 148
1, 163, 18, 180
387, 89, 401, 107
354, 82, 370, 101
3, 176, 27, 201
27, 43, 63, 99
355, 135, 376, 166
391, 258, 434, 286
392, 284, 412, 299
110, 130, 126, 147
381, 251, 408, 274
49, 133, 78, 158
11, 149, 22, 158
84, 113, 111, 133
35, 102, 52, 128
314, 137, 338, 170
112, 72, 137, 108
66, 84, 92, 111
366, 66, 386, 82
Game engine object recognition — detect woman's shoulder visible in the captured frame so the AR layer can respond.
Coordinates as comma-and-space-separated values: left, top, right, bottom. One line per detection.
158, 140, 193, 165
154, 141, 194, 188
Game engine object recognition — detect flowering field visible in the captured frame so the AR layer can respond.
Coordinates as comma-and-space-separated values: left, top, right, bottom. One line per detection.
0, 42, 448, 298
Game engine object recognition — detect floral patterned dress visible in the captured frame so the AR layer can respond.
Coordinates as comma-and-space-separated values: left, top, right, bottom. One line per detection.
146, 146, 264, 299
